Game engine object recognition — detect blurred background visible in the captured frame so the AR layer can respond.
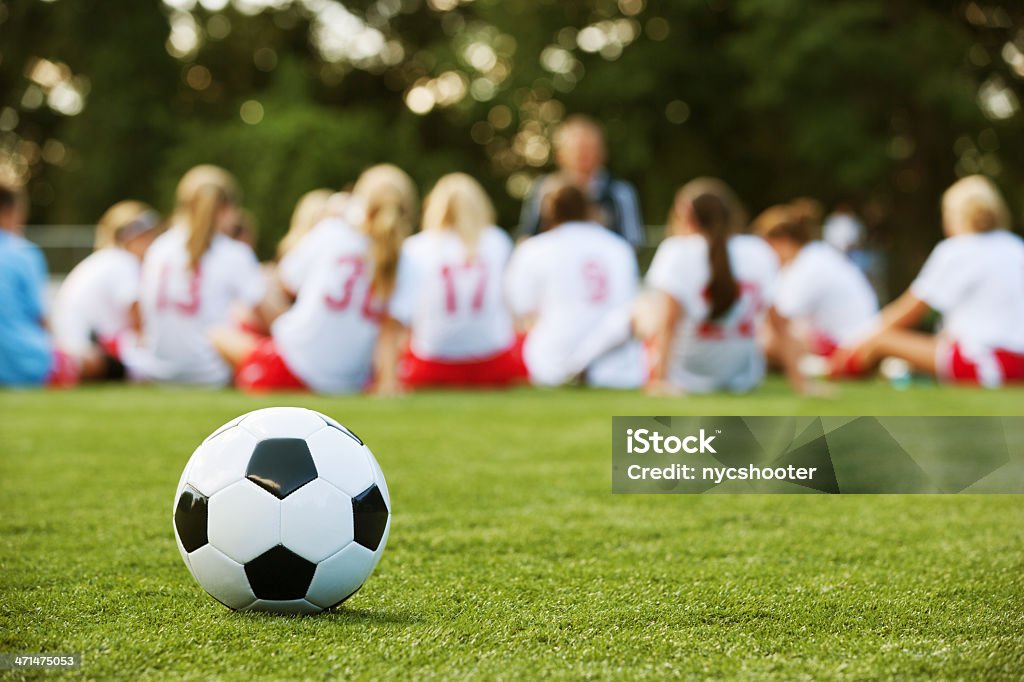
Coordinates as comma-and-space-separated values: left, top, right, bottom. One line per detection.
1, 0, 1022, 292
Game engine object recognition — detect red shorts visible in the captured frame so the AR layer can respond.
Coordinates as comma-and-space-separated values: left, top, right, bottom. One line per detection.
807, 331, 839, 358
236, 338, 307, 393
400, 342, 527, 389
808, 331, 872, 379
941, 342, 1024, 387
46, 349, 80, 388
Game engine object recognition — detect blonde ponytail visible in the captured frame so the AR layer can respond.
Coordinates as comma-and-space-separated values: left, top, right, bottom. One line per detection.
186, 184, 223, 269
422, 173, 495, 259
366, 203, 403, 299
174, 165, 240, 270
352, 165, 418, 299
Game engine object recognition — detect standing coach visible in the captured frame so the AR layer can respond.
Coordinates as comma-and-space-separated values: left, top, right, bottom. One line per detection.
517, 115, 646, 248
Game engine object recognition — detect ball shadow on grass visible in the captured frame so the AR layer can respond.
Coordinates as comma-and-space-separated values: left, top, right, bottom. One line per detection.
228, 606, 422, 625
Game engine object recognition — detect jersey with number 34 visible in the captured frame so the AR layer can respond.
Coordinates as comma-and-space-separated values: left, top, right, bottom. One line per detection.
273, 219, 387, 393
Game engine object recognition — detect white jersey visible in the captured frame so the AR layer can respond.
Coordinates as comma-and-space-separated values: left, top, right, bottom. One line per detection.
137, 227, 265, 386
910, 229, 1024, 354
646, 234, 778, 393
273, 218, 386, 394
389, 227, 515, 361
505, 221, 645, 388
52, 248, 140, 357
774, 241, 877, 345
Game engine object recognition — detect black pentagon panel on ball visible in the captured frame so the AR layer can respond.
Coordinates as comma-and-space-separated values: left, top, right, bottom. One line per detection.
352, 484, 389, 551
245, 438, 318, 499
244, 545, 317, 601
174, 485, 209, 553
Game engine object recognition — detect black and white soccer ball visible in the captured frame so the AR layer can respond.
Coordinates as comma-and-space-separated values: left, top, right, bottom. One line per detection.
172, 407, 390, 614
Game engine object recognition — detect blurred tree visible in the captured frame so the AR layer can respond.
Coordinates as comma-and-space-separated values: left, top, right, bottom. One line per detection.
1, 0, 1022, 289
0, 0, 178, 225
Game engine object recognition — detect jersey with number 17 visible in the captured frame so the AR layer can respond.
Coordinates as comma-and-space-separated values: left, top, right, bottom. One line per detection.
273, 218, 387, 394
389, 226, 515, 361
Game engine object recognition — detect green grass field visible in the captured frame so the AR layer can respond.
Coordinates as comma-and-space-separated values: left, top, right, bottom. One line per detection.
2, 380, 1023, 680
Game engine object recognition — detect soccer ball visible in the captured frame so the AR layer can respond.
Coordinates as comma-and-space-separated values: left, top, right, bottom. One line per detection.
172, 407, 391, 614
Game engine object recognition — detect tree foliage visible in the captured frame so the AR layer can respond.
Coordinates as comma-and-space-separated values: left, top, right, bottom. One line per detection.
1, 0, 1022, 287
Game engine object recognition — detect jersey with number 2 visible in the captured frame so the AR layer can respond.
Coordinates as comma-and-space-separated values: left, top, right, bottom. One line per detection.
646, 234, 778, 393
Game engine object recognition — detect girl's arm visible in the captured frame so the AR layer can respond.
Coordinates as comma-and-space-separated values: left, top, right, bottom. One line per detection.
646, 290, 684, 395
767, 306, 808, 394
129, 301, 142, 333
833, 290, 930, 373
873, 290, 930, 332
373, 316, 408, 397
252, 266, 297, 329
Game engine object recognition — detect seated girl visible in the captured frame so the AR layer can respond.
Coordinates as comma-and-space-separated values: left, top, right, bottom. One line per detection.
754, 201, 877, 387
835, 175, 1024, 387
386, 173, 525, 389
644, 180, 777, 394
135, 165, 267, 386
52, 201, 160, 379
505, 182, 645, 388
214, 165, 418, 394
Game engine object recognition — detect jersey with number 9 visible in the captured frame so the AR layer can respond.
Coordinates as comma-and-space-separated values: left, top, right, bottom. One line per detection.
505, 221, 644, 387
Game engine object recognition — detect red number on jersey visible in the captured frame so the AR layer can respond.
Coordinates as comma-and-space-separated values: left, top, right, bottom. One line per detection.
696, 281, 763, 339
323, 255, 384, 322
156, 263, 201, 316
440, 261, 488, 315
582, 260, 609, 303
324, 256, 366, 311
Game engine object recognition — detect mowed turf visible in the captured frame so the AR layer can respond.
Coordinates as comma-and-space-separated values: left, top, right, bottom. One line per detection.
1, 381, 1023, 680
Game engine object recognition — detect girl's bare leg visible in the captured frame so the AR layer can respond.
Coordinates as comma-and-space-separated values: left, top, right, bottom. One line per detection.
211, 328, 261, 368
858, 328, 939, 375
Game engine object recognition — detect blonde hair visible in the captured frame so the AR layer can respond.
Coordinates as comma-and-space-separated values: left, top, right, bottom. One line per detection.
94, 200, 156, 250
669, 177, 748, 237
942, 175, 1011, 235
753, 199, 821, 246
175, 165, 240, 269
352, 164, 418, 298
421, 173, 495, 257
277, 188, 333, 259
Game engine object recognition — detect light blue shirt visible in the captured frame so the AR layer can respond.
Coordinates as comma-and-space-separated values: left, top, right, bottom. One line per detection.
0, 230, 53, 385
